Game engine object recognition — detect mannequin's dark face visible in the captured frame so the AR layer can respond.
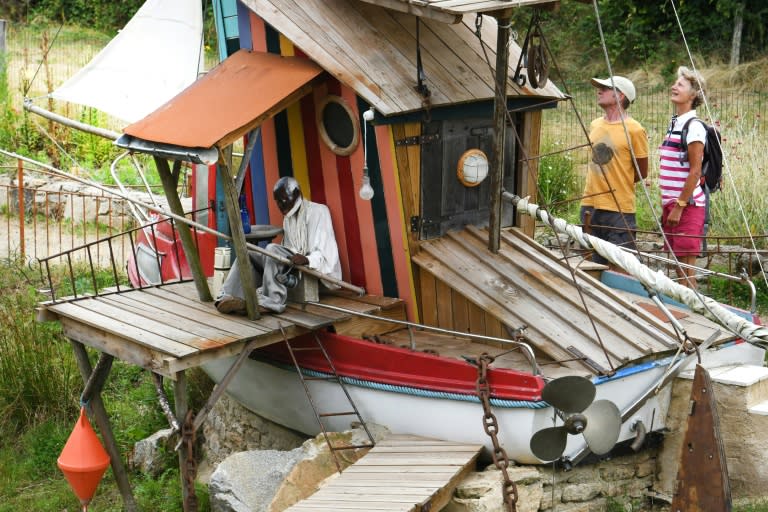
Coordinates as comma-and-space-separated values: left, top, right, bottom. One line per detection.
273, 186, 300, 215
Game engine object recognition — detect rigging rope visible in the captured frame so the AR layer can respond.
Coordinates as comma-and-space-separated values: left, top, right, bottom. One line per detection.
509, 193, 768, 347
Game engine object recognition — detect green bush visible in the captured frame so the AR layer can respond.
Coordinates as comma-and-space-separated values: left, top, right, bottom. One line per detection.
0, 259, 80, 435
536, 144, 582, 222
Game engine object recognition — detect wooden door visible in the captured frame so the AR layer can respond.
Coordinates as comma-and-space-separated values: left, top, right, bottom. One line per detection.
419, 117, 517, 239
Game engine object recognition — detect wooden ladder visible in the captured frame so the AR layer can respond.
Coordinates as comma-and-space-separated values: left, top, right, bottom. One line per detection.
284, 332, 375, 472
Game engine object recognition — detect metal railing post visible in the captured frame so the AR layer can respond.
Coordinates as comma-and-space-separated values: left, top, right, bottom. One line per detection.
17, 158, 25, 258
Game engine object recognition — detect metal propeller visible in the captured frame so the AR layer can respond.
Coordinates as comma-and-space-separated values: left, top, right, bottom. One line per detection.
530, 376, 621, 462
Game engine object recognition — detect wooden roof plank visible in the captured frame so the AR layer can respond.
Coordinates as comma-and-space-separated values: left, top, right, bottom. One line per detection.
427, 0, 556, 13
243, 0, 403, 114
350, 3, 476, 103
301, 0, 425, 109
354, 0, 463, 23
244, 0, 562, 117
491, 228, 679, 349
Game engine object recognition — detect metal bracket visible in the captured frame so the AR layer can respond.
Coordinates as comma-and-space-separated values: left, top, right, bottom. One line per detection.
410, 216, 421, 233
395, 134, 440, 146
566, 346, 608, 375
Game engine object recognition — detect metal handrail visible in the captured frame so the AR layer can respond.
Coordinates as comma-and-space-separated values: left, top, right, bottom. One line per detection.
306, 300, 541, 376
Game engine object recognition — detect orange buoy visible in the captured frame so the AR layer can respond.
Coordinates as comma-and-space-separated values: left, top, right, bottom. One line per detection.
58, 407, 110, 510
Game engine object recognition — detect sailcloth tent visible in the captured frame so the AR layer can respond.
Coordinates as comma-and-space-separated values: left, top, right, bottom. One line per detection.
50, 0, 204, 124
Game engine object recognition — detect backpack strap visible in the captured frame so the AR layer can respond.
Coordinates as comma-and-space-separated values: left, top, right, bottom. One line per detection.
678, 117, 700, 163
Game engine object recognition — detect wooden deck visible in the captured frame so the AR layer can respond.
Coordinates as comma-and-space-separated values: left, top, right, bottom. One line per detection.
285, 435, 482, 512
37, 281, 405, 379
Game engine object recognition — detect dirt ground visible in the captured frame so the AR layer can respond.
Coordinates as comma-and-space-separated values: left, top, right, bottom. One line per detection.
1, 215, 130, 267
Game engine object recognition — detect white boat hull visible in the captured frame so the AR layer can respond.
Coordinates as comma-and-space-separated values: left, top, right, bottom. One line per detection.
203, 340, 764, 464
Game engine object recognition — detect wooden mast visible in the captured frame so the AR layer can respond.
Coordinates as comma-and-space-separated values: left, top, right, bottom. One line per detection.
488, 9, 513, 253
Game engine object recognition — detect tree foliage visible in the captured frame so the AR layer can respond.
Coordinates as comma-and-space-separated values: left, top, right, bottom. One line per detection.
0, 0, 145, 33
512, 0, 768, 80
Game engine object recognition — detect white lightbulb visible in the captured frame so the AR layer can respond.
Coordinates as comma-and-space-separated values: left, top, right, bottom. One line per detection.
363, 107, 375, 122
359, 173, 374, 200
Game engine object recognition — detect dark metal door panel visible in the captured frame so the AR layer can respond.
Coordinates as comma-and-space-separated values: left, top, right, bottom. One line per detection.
420, 117, 517, 239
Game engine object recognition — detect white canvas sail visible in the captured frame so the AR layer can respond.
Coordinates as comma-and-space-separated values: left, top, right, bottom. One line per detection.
50, 0, 204, 124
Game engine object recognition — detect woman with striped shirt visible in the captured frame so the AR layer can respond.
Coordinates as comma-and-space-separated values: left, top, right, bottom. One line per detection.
658, 66, 707, 289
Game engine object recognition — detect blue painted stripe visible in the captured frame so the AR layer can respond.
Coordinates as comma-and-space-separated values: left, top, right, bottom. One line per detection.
236, 1, 252, 50
601, 270, 755, 321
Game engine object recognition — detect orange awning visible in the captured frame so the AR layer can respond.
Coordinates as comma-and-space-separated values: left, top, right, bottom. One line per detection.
122, 49, 324, 151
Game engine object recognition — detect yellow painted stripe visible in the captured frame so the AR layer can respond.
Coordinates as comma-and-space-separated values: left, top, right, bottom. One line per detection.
279, 34, 311, 198
378, 125, 419, 322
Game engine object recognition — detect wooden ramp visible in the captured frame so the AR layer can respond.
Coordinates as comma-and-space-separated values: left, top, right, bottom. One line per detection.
413, 226, 734, 377
285, 435, 482, 512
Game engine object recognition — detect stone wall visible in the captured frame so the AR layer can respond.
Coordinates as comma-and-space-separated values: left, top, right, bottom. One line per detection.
198, 393, 307, 482
446, 451, 663, 512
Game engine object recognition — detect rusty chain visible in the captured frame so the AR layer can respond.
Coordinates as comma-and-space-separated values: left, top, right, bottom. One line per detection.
476, 353, 518, 512
182, 409, 198, 512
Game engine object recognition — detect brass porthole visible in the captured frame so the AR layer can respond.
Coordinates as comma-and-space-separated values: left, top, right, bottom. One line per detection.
457, 149, 489, 187
316, 95, 360, 156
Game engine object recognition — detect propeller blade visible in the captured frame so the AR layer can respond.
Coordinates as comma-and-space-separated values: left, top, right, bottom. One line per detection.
530, 426, 568, 461
542, 375, 596, 413
582, 399, 622, 455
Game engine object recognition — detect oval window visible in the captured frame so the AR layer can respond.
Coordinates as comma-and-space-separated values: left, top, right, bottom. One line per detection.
317, 95, 360, 156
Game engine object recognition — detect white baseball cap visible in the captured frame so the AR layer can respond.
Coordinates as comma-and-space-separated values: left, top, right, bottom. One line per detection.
590, 76, 636, 103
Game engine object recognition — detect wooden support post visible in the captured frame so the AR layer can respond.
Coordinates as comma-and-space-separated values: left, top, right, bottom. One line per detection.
70, 341, 138, 512
154, 157, 212, 302
217, 151, 261, 320
80, 352, 114, 404
192, 338, 260, 432
174, 370, 197, 512
488, 11, 512, 254
0, 20, 6, 55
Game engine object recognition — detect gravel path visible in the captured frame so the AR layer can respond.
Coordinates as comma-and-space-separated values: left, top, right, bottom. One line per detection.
1, 215, 132, 267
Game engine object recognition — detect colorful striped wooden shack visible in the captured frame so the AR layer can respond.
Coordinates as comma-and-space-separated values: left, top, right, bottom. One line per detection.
122, 0, 565, 335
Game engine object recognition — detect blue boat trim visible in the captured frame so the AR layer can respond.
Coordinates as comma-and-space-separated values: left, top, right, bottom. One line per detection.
261, 359, 549, 409
601, 270, 754, 321
593, 356, 675, 385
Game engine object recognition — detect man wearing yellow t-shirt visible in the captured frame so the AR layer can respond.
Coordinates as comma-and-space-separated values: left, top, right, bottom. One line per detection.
580, 76, 649, 267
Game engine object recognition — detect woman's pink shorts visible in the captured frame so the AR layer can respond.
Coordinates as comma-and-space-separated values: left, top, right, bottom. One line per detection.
662, 202, 706, 257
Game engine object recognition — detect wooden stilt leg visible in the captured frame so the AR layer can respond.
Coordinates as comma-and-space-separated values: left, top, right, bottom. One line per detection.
70, 340, 138, 512
174, 370, 198, 512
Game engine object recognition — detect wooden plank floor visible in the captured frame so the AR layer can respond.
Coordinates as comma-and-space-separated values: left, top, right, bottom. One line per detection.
37, 280, 405, 379
285, 435, 482, 512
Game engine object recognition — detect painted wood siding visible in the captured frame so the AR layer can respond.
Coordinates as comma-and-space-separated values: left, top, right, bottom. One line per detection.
245, 15, 419, 318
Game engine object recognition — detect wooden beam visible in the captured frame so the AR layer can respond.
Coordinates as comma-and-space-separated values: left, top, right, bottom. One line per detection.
174, 370, 196, 511
217, 150, 262, 320
154, 157, 212, 302
355, 0, 463, 24
71, 341, 138, 511
488, 12, 511, 253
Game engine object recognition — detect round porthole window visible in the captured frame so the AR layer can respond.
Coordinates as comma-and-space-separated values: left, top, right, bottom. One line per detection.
457, 149, 489, 187
317, 95, 360, 156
